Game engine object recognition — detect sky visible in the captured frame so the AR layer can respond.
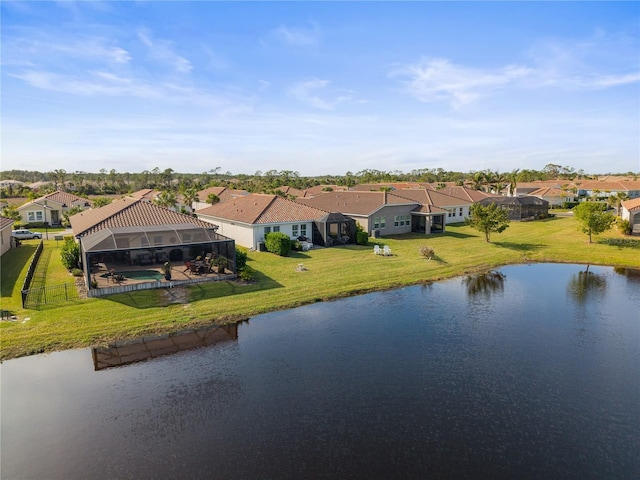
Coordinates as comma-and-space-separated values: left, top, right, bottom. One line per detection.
2, 1, 639, 177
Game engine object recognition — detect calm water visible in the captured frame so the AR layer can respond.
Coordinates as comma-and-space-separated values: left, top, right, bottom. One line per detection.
1, 264, 639, 480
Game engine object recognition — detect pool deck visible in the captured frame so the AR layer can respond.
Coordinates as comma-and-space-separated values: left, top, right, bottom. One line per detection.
90, 262, 228, 290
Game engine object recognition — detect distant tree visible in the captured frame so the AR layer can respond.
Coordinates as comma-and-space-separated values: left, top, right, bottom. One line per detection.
466, 203, 510, 242
91, 197, 112, 208
573, 202, 616, 243
62, 205, 84, 227
207, 193, 220, 205
181, 186, 200, 213
1, 204, 21, 221
153, 191, 178, 210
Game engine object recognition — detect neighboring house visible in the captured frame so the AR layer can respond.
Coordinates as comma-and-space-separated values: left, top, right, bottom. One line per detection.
479, 196, 549, 221
621, 198, 640, 235
196, 194, 355, 250
17, 191, 93, 226
432, 185, 494, 204
297, 190, 447, 236
192, 187, 250, 211
395, 188, 474, 224
70, 196, 235, 291
0, 216, 15, 256
529, 187, 577, 207
129, 189, 161, 202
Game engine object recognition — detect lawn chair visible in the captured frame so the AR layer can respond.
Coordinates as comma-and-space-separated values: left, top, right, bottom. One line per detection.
373, 245, 381, 255
383, 245, 391, 256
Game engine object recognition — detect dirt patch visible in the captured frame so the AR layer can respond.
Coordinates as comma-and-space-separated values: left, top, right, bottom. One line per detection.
161, 286, 190, 304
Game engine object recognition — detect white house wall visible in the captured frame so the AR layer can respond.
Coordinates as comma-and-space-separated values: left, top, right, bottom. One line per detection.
443, 205, 470, 224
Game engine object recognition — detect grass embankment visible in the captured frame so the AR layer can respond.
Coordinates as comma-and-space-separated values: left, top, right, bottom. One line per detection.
1, 216, 639, 360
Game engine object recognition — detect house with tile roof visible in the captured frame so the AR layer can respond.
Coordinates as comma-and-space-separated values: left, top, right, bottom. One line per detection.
196, 194, 356, 250
70, 196, 236, 294
296, 190, 448, 236
621, 198, 640, 235
528, 186, 577, 207
0, 216, 16, 256
17, 190, 93, 227
395, 188, 475, 225
192, 186, 250, 211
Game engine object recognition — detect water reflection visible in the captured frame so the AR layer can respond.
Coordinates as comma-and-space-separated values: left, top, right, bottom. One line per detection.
566, 266, 608, 303
464, 271, 506, 297
92, 323, 238, 370
614, 266, 640, 283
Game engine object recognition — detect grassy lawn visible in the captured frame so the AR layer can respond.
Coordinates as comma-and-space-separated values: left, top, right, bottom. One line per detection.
1, 216, 639, 360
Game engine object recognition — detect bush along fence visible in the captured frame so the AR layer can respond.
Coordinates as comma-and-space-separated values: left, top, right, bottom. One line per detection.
20, 240, 43, 308
20, 240, 79, 308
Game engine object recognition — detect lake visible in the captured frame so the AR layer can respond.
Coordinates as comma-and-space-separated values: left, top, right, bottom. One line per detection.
1, 263, 639, 479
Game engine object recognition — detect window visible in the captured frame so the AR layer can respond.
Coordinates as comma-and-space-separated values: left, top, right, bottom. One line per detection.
273, 226, 280, 233
394, 215, 410, 227
447, 210, 452, 218
292, 224, 299, 237
300, 224, 307, 237
452, 209, 456, 217
380, 217, 386, 228
27, 211, 43, 222
373, 217, 380, 229
459, 207, 463, 216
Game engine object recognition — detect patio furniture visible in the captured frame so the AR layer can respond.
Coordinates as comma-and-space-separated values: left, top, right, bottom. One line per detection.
383, 245, 391, 256
373, 245, 381, 255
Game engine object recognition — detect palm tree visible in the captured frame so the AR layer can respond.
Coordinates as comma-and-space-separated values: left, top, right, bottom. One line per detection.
181, 187, 200, 214
207, 193, 220, 205
153, 191, 178, 210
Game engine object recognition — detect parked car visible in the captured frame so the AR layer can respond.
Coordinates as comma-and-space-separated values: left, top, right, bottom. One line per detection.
12, 229, 43, 240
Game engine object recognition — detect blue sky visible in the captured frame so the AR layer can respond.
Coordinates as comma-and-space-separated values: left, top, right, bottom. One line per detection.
2, 1, 639, 176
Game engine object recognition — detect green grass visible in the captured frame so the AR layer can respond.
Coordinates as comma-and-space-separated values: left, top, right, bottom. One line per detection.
1, 216, 639, 360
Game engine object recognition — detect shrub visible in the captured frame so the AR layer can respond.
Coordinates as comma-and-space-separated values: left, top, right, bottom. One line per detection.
292, 240, 302, 251
238, 265, 255, 282
617, 218, 632, 235
355, 224, 369, 246
60, 238, 81, 270
235, 248, 248, 271
264, 232, 291, 256
71, 268, 84, 277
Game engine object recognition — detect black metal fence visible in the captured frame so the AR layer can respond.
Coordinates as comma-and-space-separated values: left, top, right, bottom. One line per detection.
22, 282, 79, 309
20, 240, 44, 308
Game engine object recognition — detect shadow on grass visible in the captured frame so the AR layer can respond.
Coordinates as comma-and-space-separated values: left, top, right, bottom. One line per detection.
190, 270, 283, 302
427, 254, 449, 265
443, 231, 477, 239
0, 245, 37, 298
103, 271, 284, 309
494, 241, 546, 253
103, 289, 166, 309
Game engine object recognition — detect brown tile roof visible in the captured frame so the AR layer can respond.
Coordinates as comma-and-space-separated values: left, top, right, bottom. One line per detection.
196, 194, 329, 224
429, 186, 493, 203
529, 187, 570, 197
394, 189, 466, 212
622, 198, 640, 211
0, 216, 15, 231
296, 190, 421, 216
300, 185, 348, 198
196, 186, 250, 204
70, 197, 215, 236
275, 186, 306, 197
129, 189, 159, 200
19, 190, 93, 210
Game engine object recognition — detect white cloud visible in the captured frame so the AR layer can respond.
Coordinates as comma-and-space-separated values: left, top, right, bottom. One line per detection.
272, 23, 321, 47
137, 29, 192, 73
289, 78, 354, 110
391, 57, 531, 107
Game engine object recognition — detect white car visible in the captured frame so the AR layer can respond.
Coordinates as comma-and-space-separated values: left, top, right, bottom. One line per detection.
12, 229, 43, 240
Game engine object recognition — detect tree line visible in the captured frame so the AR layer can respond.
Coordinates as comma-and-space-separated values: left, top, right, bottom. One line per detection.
2, 163, 630, 200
